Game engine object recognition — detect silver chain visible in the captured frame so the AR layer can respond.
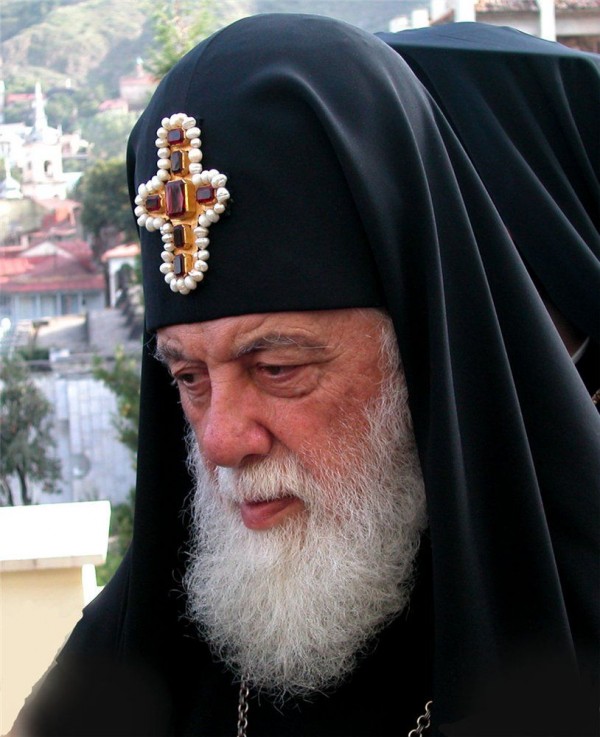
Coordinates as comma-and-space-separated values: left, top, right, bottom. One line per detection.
237, 677, 250, 737
408, 700, 433, 736
236, 677, 432, 737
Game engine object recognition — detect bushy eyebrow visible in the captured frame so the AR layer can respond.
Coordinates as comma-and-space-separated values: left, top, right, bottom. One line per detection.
234, 333, 328, 358
153, 342, 184, 366
153, 333, 328, 367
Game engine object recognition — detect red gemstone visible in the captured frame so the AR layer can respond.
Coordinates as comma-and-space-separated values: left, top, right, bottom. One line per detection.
196, 186, 215, 204
167, 128, 185, 144
166, 180, 186, 217
173, 225, 186, 248
171, 150, 184, 174
146, 194, 161, 212
173, 254, 186, 277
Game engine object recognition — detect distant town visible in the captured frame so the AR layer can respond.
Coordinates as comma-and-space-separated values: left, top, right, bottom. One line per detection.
1, 0, 597, 336
0, 53, 155, 506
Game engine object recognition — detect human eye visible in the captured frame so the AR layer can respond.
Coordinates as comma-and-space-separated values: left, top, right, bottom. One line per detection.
252, 361, 315, 397
257, 363, 298, 378
170, 365, 210, 397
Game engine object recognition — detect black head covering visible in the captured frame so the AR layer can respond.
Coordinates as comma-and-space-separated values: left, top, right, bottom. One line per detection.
377, 21, 600, 342
14, 15, 599, 737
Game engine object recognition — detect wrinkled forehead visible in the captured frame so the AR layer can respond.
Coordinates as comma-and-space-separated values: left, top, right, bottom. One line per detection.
154, 308, 390, 358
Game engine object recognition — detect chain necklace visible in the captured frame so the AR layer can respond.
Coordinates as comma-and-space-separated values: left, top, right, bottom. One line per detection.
408, 700, 433, 737
236, 678, 432, 737
236, 679, 250, 737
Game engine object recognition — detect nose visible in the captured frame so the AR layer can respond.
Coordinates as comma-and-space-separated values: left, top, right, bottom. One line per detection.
196, 380, 273, 468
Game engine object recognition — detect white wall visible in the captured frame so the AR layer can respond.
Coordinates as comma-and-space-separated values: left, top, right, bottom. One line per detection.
31, 371, 136, 506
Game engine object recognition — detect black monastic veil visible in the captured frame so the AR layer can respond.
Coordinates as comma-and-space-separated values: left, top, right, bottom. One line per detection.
12, 15, 599, 737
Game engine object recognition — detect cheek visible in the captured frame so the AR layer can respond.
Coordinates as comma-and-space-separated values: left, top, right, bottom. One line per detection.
272, 404, 323, 450
179, 403, 203, 446
288, 398, 370, 474
189, 366, 380, 474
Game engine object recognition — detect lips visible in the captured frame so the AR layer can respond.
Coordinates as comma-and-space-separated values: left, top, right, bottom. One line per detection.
239, 496, 304, 530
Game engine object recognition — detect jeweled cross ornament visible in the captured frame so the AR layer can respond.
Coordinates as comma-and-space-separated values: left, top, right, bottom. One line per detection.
133, 112, 231, 295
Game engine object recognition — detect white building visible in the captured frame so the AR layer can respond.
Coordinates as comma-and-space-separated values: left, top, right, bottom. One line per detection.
20, 83, 68, 200
102, 243, 140, 307
394, 0, 600, 50
1, 82, 90, 203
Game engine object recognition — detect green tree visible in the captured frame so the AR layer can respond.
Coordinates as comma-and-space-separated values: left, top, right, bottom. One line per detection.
95, 489, 135, 586
2, 100, 34, 126
145, 0, 219, 79
92, 346, 141, 583
74, 156, 137, 260
0, 356, 61, 506
80, 110, 140, 161
0, 0, 64, 42
92, 346, 141, 462
46, 89, 79, 133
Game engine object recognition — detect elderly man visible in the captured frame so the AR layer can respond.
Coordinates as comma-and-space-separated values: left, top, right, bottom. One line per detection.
10, 14, 598, 737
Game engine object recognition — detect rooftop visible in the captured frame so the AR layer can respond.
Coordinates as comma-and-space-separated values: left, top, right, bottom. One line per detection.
0, 500, 111, 572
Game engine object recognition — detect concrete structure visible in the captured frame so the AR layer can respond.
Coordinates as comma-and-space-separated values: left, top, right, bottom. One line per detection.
35, 363, 138, 506
0, 160, 22, 200
118, 58, 157, 111
98, 58, 157, 116
0, 239, 105, 324
0, 83, 89, 206
0, 501, 110, 734
426, 0, 600, 50
0, 310, 140, 507
19, 84, 68, 201
102, 243, 140, 308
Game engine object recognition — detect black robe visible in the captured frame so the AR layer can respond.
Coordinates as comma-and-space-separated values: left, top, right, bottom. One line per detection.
12, 16, 599, 737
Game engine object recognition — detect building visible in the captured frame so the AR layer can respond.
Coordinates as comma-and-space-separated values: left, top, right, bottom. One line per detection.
118, 57, 157, 111
19, 83, 68, 200
0, 501, 110, 733
425, 0, 600, 49
34, 362, 138, 506
101, 242, 140, 308
0, 82, 89, 204
96, 58, 158, 116
0, 238, 105, 324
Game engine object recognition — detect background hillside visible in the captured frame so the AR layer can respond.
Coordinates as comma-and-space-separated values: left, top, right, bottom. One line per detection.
2, 0, 185, 97
1, 0, 426, 99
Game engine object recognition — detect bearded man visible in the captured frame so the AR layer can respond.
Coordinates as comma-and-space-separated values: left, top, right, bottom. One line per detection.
165, 308, 427, 702
9, 14, 598, 737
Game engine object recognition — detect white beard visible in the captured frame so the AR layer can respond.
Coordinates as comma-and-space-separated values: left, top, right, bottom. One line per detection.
182, 363, 427, 701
